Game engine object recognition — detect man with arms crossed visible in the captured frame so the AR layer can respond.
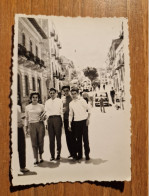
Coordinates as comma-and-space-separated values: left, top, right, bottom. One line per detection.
61, 85, 73, 158
69, 87, 91, 160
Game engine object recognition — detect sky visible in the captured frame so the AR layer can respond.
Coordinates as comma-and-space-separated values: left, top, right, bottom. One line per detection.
49, 16, 124, 71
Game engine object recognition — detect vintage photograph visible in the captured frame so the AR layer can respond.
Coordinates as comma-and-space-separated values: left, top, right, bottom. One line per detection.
11, 14, 131, 186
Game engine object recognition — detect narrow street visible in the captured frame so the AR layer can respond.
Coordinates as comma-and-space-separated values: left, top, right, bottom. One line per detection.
12, 105, 131, 185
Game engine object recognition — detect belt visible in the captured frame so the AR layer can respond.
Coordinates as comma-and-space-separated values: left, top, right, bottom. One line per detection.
49, 115, 60, 118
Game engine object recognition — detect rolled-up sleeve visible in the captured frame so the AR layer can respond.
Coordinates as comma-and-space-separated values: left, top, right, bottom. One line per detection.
82, 99, 91, 113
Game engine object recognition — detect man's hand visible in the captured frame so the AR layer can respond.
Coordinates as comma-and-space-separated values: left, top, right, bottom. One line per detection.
68, 125, 72, 132
25, 126, 30, 136
86, 119, 90, 126
18, 120, 23, 128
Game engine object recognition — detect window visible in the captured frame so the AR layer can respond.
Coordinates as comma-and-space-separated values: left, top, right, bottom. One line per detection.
32, 77, 36, 91
22, 33, 25, 46
37, 78, 41, 97
24, 75, 29, 96
35, 46, 38, 57
30, 40, 32, 52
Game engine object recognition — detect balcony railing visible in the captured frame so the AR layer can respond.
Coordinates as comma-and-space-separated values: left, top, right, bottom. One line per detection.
50, 29, 55, 37
54, 35, 58, 42
40, 59, 46, 68
18, 44, 26, 56
34, 56, 40, 65
25, 51, 34, 62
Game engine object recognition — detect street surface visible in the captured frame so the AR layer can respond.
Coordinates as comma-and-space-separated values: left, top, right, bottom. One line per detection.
12, 105, 131, 185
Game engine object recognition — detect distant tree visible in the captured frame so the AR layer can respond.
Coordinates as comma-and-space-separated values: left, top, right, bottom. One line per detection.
92, 79, 100, 90
71, 69, 77, 80
83, 67, 99, 81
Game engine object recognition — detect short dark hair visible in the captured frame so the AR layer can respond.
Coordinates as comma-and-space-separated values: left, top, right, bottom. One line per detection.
30, 91, 40, 102
62, 85, 70, 91
49, 88, 56, 93
71, 87, 79, 93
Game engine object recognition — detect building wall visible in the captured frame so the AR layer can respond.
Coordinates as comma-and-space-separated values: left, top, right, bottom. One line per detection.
18, 17, 50, 111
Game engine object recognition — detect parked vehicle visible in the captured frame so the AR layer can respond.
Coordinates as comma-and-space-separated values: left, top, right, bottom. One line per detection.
95, 92, 110, 107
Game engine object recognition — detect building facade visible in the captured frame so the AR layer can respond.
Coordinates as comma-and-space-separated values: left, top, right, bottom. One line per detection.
18, 17, 51, 110
106, 23, 125, 93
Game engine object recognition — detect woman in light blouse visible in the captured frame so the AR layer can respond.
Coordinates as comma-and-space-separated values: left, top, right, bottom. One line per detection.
25, 92, 45, 165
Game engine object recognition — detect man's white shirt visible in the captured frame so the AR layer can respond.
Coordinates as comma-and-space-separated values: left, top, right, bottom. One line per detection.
45, 98, 63, 118
69, 98, 91, 122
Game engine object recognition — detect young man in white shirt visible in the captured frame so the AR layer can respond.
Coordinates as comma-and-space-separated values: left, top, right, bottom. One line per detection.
69, 87, 91, 160
45, 88, 63, 161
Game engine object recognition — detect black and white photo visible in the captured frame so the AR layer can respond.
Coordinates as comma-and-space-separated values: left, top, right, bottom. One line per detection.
11, 14, 131, 186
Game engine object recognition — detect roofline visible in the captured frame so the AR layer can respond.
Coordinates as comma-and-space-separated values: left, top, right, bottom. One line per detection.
28, 18, 48, 39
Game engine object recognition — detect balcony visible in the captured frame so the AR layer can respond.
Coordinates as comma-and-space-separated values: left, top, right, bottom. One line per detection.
50, 29, 55, 37
54, 35, 58, 42
51, 48, 56, 56
40, 59, 46, 68
18, 44, 27, 64
18, 44, 26, 56
34, 56, 40, 65
25, 51, 35, 62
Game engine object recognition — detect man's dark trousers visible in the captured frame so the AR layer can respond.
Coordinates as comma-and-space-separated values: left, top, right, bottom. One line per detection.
48, 116, 62, 158
64, 119, 73, 156
18, 127, 26, 169
72, 119, 90, 158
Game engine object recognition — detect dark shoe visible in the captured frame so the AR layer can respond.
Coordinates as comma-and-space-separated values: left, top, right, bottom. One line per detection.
56, 155, 60, 160
86, 155, 90, 160
50, 157, 55, 161
39, 159, 44, 163
34, 161, 39, 165
76, 155, 82, 160
20, 168, 29, 172
68, 155, 73, 158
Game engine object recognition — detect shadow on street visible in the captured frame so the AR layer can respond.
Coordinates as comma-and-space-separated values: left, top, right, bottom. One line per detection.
18, 171, 37, 176
37, 160, 60, 168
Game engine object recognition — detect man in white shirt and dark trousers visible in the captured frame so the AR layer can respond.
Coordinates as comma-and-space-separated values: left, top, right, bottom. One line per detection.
69, 87, 91, 161
45, 88, 63, 161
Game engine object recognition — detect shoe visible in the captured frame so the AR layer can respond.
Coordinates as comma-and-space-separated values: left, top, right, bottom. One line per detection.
34, 161, 39, 165
68, 155, 73, 158
56, 155, 60, 160
50, 157, 55, 161
86, 155, 90, 161
20, 168, 29, 172
76, 155, 82, 160
39, 159, 44, 163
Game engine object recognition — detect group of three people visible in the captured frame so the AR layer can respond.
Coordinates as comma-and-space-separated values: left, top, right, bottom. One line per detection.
19, 86, 91, 170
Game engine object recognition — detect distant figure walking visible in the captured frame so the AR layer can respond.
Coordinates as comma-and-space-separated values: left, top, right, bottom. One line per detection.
110, 87, 115, 104
99, 95, 105, 113
103, 84, 105, 90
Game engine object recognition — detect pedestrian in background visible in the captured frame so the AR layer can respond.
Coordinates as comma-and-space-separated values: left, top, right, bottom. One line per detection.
110, 87, 115, 104
45, 88, 63, 161
99, 94, 105, 113
69, 87, 91, 161
61, 85, 73, 158
24, 92, 45, 165
17, 95, 29, 173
